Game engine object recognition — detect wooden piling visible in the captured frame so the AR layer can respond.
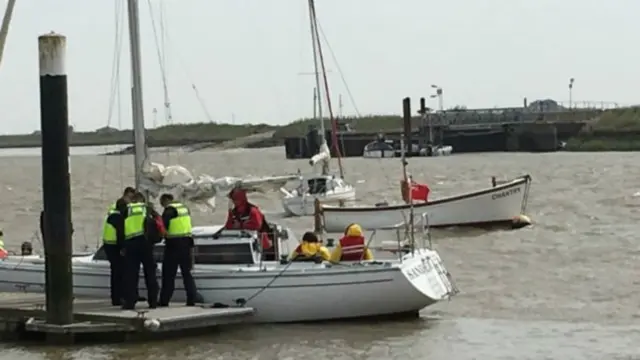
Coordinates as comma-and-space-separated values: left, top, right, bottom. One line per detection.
313, 199, 322, 233
38, 32, 73, 331
402, 97, 412, 156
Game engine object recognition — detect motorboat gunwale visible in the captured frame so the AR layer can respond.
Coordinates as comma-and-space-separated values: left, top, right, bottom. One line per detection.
318, 174, 532, 232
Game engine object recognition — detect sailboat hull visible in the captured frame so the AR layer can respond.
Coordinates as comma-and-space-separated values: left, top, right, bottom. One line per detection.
0, 249, 454, 323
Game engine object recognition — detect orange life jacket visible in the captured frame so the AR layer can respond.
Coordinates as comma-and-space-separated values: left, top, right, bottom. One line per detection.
339, 235, 365, 261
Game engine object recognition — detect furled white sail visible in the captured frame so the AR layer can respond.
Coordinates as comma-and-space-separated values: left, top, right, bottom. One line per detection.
139, 161, 298, 210
309, 142, 331, 166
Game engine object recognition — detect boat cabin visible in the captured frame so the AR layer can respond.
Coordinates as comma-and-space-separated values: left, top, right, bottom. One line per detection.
305, 175, 348, 195
92, 225, 292, 265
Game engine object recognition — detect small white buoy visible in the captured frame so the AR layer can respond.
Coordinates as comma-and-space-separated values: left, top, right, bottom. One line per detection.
144, 318, 161, 331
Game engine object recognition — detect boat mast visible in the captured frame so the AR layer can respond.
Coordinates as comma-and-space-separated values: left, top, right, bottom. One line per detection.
309, 0, 344, 179
0, 0, 16, 70
126, 0, 148, 190
307, 0, 328, 175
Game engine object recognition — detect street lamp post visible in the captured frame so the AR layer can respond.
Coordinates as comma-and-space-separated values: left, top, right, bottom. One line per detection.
568, 78, 574, 109
430, 84, 444, 112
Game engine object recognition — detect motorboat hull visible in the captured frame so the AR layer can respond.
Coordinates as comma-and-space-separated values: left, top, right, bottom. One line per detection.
0, 249, 455, 323
320, 175, 532, 232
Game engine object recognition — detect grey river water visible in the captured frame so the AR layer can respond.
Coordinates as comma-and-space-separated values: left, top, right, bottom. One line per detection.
0, 146, 639, 359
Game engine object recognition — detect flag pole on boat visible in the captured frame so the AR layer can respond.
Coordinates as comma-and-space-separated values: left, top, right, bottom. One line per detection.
38, 32, 74, 331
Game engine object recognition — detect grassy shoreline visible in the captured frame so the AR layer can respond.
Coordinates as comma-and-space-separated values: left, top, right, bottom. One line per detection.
565, 108, 640, 151
0, 115, 410, 149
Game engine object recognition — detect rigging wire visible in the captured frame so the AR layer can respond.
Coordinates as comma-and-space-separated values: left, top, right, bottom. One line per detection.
96, 0, 125, 247
100, 0, 125, 199
146, 0, 177, 161
315, 19, 361, 118
155, 17, 215, 124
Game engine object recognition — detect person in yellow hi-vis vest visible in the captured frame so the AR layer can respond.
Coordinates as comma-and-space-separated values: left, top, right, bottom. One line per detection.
158, 193, 198, 306
121, 192, 159, 310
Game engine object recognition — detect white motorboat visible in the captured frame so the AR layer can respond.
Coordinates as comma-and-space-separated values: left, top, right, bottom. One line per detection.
363, 140, 396, 158
319, 175, 532, 232
281, 173, 356, 216
0, 225, 457, 323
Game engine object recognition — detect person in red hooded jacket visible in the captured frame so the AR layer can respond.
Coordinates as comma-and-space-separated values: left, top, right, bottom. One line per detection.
224, 188, 273, 251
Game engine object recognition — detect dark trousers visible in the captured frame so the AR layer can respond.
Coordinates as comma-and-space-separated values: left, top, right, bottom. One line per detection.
103, 243, 124, 305
159, 239, 197, 306
123, 236, 159, 309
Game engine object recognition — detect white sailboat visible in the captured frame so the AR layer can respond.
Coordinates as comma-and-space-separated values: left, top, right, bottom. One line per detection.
280, 2, 355, 217
0, 0, 457, 323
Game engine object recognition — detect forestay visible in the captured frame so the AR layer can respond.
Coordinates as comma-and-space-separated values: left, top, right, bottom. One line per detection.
139, 160, 298, 210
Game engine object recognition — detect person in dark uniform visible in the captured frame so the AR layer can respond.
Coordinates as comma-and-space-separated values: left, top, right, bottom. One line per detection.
121, 192, 159, 309
104, 186, 139, 306
158, 193, 198, 306
102, 200, 126, 306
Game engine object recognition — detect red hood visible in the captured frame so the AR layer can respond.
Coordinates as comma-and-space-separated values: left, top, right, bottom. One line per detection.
229, 188, 248, 208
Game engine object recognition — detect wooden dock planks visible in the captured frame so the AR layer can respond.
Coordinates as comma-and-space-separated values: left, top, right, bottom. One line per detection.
0, 292, 254, 342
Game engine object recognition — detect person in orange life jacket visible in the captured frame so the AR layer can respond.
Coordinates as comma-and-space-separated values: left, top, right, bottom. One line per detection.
289, 232, 330, 263
224, 188, 272, 250
329, 223, 374, 262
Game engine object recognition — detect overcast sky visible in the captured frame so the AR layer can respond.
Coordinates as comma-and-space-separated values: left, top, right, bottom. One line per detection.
0, 0, 637, 134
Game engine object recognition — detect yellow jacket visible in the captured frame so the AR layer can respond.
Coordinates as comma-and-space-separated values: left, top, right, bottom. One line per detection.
289, 241, 331, 262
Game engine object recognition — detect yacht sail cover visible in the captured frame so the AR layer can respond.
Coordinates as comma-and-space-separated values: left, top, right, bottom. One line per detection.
139, 161, 298, 210
309, 142, 331, 166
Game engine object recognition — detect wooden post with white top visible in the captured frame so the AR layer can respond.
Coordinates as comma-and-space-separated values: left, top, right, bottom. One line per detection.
38, 32, 73, 337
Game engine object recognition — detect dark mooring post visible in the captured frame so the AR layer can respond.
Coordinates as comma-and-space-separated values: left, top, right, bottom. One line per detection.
39, 32, 73, 327
402, 97, 412, 157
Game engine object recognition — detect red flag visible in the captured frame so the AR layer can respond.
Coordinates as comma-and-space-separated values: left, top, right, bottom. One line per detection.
410, 182, 430, 202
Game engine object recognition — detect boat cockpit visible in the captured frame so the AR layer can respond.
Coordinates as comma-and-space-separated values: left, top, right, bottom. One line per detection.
306, 175, 349, 195
92, 225, 293, 266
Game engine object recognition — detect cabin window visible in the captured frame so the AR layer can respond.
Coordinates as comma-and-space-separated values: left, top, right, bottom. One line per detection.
93, 240, 257, 265
194, 244, 255, 264
308, 178, 327, 194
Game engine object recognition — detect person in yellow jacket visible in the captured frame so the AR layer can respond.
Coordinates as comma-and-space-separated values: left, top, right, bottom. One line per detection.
289, 232, 331, 263
329, 223, 374, 263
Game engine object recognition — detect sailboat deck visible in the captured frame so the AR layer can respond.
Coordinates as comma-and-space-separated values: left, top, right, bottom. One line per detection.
0, 292, 254, 343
